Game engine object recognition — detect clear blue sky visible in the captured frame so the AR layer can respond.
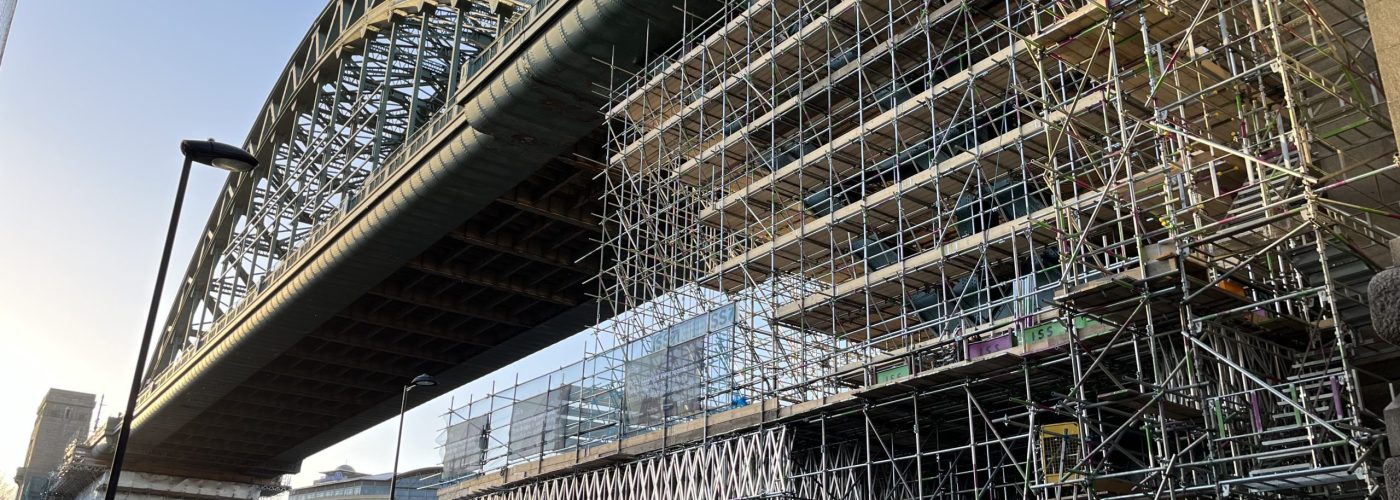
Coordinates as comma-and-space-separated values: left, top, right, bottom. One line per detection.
0, 1, 590, 488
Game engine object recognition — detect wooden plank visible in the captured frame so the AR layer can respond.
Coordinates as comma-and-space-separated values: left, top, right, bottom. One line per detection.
702, 92, 1109, 293
615, 0, 862, 172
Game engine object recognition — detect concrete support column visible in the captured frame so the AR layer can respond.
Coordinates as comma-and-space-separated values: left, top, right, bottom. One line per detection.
76, 471, 280, 500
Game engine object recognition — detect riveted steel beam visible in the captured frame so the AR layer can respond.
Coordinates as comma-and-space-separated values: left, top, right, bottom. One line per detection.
259, 365, 398, 395
279, 348, 432, 379
404, 257, 581, 305
366, 284, 532, 326
496, 189, 601, 230
337, 309, 499, 345
308, 328, 463, 365
449, 225, 596, 273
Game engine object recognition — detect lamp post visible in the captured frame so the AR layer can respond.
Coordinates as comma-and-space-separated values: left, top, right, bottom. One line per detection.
388, 374, 437, 500
105, 139, 259, 500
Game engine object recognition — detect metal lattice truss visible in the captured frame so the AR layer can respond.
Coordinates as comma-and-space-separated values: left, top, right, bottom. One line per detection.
147, 0, 507, 384
464, 428, 794, 500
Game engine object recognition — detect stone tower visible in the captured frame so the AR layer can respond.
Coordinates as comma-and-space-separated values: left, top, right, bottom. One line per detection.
13, 389, 94, 500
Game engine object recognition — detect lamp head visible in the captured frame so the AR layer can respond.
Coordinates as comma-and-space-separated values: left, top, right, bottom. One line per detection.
409, 374, 437, 388
180, 139, 259, 173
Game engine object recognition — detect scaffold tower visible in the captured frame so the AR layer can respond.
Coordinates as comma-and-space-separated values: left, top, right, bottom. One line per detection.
439, 0, 1400, 497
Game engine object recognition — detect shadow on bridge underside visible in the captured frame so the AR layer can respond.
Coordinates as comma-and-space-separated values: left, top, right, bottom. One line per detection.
124, 0, 722, 481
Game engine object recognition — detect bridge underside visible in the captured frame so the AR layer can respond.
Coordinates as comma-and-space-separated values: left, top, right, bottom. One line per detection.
128, 139, 608, 479
125, 0, 721, 481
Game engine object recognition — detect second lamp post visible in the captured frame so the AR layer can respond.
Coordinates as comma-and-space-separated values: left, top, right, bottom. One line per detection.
389, 374, 438, 500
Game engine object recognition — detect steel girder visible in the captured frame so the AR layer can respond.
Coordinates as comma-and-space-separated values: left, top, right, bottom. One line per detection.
147, 0, 505, 383
120, 0, 718, 477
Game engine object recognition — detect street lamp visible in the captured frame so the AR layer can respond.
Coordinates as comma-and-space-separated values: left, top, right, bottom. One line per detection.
388, 374, 437, 500
104, 139, 260, 500
179, 139, 260, 173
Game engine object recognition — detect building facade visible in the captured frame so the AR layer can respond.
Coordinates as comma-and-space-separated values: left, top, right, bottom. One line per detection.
13, 389, 94, 500
438, 0, 1400, 498
289, 466, 440, 500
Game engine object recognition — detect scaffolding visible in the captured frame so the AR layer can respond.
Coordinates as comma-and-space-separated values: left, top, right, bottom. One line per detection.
441, 0, 1400, 496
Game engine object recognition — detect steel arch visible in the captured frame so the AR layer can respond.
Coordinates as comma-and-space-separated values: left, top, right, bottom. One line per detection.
148, 0, 509, 380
